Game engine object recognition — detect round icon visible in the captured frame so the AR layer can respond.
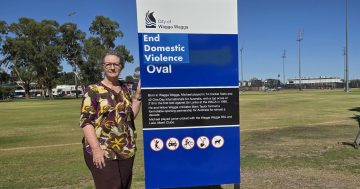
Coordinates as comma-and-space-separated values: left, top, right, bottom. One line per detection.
182, 136, 195, 150
150, 138, 164, 151
197, 136, 210, 149
211, 135, 224, 148
166, 137, 179, 151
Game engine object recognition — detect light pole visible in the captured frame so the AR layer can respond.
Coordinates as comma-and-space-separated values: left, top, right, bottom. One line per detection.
343, 47, 346, 87
345, 0, 349, 92
297, 30, 303, 91
240, 45, 244, 87
282, 49, 286, 86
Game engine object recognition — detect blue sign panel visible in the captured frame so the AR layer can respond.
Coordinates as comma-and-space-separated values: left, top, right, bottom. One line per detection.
140, 34, 239, 88
140, 35, 240, 188
136, 0, 240, 188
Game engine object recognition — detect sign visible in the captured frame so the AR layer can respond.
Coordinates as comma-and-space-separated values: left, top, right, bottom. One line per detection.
136, 0, 240, 188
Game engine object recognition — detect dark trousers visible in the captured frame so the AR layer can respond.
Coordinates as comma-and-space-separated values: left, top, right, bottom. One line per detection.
84, 149, 134, 189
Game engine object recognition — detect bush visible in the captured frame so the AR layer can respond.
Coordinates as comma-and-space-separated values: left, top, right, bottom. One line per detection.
0, 86, 15, 100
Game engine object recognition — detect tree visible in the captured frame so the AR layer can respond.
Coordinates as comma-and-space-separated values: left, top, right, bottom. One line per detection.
0, 70, 13, 100
0, 20, 10, 97
0, 20, 7, 49
59, 23, 85, 98
125, 75, 134, 82
1, 16, 135, 98
1, 18, 37, 98
1, 18, 63, 99
350, 79, 360, 88
0, 86, 14, 100
81, 16, 134, 86
0, 69, 10, 85
133, 66, 140, 82
115, 45, 134, 64
89, 16, 123, 49
81, 37, 104, 86
56, 72, 75, 85
0, 68, 13, 101
35, 20, 64, 99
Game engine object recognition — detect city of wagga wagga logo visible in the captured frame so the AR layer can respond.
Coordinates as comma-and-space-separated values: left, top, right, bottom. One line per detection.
145, 11, 156, 28
145, 11, 188, 30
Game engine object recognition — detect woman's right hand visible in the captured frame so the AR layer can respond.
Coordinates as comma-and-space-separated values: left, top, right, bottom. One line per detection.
82, 125, 107, 169
92, 148, 106, 169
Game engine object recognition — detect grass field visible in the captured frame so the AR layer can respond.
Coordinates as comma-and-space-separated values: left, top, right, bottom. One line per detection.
1, 89, 360, 188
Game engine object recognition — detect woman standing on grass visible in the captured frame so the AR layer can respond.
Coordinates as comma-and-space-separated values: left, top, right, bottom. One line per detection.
79, 50, 142, 189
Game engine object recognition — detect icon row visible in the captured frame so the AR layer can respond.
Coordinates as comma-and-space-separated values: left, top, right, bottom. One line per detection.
150, 135, 224, 151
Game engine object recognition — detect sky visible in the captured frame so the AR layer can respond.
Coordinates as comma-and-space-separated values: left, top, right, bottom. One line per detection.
1, 0, 359, 81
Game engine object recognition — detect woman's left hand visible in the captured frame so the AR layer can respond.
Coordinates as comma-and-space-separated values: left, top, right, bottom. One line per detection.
135, 80, 141, 100
132, 80, 142, 118
136, 80, 141, 93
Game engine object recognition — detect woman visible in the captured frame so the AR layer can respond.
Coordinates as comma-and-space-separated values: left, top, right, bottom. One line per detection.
79, 51, 142, 189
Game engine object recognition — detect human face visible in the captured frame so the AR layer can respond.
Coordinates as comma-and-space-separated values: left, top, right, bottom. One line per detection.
103, 55, 122, 80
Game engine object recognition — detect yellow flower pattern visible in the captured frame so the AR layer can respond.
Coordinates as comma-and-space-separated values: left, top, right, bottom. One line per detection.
111, 137, 126, 150
80, 82, 136, 159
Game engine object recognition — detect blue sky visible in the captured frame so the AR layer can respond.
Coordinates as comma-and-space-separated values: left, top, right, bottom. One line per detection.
1, 0, 359, 81
239, 0, 360, 81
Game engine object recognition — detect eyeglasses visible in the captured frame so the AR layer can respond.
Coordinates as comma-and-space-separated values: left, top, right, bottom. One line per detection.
103, 63, 121, 69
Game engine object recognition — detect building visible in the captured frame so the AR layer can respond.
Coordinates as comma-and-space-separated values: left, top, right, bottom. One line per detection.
13, 82, 42, 97
247, 79, 263, 87
287, 76, 343, 89
240, 79, 265, 91
264, 79, 281, 89
52, 85, 83, 97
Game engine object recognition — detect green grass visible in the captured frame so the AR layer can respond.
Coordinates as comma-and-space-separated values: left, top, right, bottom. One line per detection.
1, 89, 360, 188
241, 89, 360, 130
0, 99, 81, 148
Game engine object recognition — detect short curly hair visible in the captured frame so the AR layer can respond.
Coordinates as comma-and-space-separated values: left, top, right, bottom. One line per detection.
100, 50, 125, 70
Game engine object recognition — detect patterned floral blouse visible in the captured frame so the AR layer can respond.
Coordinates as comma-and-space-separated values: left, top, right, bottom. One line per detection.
80, 82, 136, 160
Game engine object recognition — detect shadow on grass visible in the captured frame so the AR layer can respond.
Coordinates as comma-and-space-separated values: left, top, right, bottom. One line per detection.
349, 107, 360, 121
340, 110, 360, 149
338, 141, 358, 149
348, 107, 360, 126
349, 107, 360, 113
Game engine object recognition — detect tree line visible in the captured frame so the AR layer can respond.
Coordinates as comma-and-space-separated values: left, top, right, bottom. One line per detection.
0, 16, 139, 99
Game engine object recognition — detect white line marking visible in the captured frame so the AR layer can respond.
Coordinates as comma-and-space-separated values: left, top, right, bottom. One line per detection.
0, 143, 82, 151
1, 120, 353, 151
